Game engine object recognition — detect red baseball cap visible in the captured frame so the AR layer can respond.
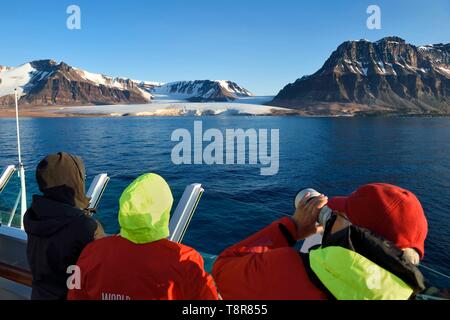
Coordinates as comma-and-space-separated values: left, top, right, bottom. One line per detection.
327, 183, 428, 259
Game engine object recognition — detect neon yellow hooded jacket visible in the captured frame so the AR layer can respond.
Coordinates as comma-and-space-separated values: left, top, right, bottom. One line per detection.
118, 173, 173, 244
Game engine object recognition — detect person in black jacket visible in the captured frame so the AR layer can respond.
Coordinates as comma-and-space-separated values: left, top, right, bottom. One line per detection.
24, 152, 104, 300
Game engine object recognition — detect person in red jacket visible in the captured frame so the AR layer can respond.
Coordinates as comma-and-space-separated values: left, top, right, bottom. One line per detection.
212, 183, 428, 300
68, 173, 219, 300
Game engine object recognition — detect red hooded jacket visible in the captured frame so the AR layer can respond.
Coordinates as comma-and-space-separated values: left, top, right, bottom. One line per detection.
67, 236, 219, 300
212, 217, 328, 300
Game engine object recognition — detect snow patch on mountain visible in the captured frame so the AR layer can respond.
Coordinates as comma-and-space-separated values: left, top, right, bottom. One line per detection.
438, 66, 450, 77
0, 63, 36, 97
74, 68, 133, 90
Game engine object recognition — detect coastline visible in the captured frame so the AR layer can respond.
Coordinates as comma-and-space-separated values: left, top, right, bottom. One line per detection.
0, 105, 448, 119
0, 107, 110, 118
0, 102, 298, 118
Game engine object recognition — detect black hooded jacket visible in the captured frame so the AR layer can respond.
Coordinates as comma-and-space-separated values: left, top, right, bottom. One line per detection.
24, 152, 98, 300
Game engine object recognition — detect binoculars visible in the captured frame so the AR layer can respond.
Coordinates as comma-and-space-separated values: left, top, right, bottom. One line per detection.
294, 188, 333, 226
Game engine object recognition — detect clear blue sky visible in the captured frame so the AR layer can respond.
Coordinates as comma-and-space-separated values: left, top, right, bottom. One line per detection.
1, 0, 449, 95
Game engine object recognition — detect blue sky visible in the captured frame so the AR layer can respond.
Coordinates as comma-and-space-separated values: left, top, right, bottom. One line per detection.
0, 0, 449, 95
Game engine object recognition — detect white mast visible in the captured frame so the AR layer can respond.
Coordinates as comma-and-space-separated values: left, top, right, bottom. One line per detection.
14, 88, 27, 229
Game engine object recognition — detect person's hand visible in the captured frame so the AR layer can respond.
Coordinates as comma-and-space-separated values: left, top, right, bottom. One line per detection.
94, 220, 106, 240
292, 193, 328, 240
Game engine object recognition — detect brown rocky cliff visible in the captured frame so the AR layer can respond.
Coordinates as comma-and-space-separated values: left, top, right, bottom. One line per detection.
271, 37, 450, 115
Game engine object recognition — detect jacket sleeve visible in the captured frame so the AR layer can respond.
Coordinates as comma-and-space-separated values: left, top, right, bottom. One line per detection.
185, 250, 220, 300
211, 217, 298, 299
75, 216, 98, 252
67, 220, 98, 301
216, 217, 297, 258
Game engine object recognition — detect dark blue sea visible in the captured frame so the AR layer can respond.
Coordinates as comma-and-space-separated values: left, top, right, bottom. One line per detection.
0, 117, 449, 288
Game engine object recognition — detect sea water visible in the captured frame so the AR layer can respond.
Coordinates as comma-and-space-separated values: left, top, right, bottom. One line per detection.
0, 116, 449, 287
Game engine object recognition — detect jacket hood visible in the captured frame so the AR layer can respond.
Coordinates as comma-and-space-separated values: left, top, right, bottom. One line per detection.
119, 173, 173, 244
24, 195, 87, 237
36, 152, 90, 209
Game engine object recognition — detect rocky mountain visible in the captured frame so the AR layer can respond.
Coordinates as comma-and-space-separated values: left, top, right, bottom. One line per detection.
271, 37, 450, 115
0, 60, 253, 107
0, 60, 150, 106
148, 80, 253, 102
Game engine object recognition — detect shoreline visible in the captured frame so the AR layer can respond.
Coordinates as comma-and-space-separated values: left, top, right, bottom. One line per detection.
0, 107, 111, 118
0, 104, 301, 118
0, 106, 449, 119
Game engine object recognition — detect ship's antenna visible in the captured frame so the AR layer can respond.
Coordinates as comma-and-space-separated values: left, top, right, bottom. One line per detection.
14, 88, 27, 229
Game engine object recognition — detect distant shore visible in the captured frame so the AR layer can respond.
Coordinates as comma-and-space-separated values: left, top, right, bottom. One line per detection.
0, 105, 448, 119
0, 107, 110, 118
0, 103, 298, 118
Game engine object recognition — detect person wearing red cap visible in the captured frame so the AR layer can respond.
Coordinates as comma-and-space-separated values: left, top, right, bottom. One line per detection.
212, 183, 428, 300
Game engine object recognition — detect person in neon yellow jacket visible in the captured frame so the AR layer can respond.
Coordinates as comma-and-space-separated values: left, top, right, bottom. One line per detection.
68, 173, 219, 300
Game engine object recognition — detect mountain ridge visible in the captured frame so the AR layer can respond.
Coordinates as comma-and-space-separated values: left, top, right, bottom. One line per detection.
2, 37, 449, 116
150, 80, 254, 102
0, 60, 253, 107
271, 36, 450, 115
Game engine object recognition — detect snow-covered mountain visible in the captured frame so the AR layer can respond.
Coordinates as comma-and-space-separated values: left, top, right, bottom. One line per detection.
0, 60, 150, 106
0, 60, 253, 107
146, 80, 253, 102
